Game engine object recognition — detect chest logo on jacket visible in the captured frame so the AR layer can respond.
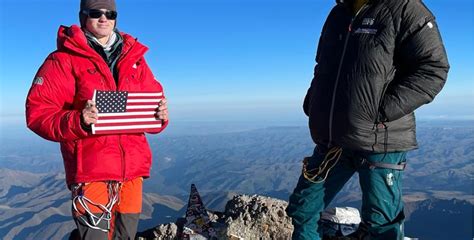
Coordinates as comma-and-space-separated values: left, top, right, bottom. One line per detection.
87, 68, 97, 75
354, 17, 378, 35
354, 28, 378, 35
362, 18, 375, 26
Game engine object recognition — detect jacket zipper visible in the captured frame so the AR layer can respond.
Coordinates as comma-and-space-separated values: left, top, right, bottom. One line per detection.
118, 70, 126, 180
115, 42, 141, 182
115, 49, 126, 181
119, 135, 126, 181
328, 4, 370, 146
95, 57, 126, 181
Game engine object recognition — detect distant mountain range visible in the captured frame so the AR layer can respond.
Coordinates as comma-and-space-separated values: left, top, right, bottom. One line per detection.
0, 169, 184, 240
0, 120, 472, 239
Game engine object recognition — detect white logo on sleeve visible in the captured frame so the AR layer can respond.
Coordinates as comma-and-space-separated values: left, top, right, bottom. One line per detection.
386, 173, 394, 186
33, 76, 44, 85
427, 22, 434, 28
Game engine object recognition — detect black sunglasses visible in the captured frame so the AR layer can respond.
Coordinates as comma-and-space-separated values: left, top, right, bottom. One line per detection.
82, 9, 117, 20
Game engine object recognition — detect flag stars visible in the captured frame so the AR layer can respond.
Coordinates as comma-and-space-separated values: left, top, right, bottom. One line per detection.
95, 90, 127, 113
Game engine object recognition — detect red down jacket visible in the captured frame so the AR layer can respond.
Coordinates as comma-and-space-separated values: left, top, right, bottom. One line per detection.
26, 25, 168, 186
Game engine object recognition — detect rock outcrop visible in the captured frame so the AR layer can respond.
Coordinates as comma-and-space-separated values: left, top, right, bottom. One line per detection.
137, 194, 426, 240
137, 223, 179, 240
223, 194, 293, 239
136, 194, 293, 240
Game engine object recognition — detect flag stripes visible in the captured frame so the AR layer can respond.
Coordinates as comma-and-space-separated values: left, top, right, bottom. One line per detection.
91, 90, 163, 135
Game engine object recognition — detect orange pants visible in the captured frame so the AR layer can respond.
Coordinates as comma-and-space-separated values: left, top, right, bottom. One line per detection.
71, 177, 143, 240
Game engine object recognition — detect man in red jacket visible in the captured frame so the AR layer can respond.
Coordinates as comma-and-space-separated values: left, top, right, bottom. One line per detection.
25, 0, 168, 239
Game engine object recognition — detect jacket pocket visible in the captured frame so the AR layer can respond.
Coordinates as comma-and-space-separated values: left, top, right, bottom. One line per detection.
61, 140, 80, 179
123, 61, 143, 91
346, 73, 383, 123
120, 134, 152, 179
78, 136, 121, 177
376, 67, 396, 123
75, 67, 108, 101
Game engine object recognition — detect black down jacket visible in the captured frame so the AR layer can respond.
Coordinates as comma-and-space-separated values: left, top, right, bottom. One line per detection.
303, 0, 449, 152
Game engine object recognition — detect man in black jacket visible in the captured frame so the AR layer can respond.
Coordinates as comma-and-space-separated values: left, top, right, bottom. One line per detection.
286, 0, 449, 239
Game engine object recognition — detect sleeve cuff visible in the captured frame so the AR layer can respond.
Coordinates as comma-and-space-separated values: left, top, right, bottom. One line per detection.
76, 111, 91, 137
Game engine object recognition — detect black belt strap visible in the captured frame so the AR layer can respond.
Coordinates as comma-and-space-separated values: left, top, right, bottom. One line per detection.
365, 160, 407, 171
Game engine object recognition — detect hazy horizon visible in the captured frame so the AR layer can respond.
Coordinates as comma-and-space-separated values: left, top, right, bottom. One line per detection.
1, 0, 473, 123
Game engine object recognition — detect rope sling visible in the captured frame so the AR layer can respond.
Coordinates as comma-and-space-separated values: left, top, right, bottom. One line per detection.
303, 147, 343, 183
71, 181, 121, 232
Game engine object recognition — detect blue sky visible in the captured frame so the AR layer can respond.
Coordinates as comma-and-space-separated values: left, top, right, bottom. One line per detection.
0, 0, 473, 126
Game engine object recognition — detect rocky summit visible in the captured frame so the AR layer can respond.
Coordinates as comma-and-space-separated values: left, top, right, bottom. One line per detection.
136, 194, 293, 240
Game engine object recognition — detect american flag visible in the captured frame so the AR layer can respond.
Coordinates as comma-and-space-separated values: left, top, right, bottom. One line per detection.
91, 90, 163, 135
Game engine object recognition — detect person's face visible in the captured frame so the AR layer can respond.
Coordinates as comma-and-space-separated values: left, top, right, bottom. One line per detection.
84, 8, 116, 40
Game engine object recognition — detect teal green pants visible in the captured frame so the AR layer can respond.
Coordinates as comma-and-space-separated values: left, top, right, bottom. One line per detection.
286, 145, 407, 240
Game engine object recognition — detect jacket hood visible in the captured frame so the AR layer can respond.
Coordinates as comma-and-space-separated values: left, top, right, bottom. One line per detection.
56, 25, 148, 61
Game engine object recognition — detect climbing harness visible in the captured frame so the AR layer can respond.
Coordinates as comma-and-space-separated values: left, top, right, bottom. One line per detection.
302, 144, 405, 184
71, 181, 122, 232
303, 147, 343, 183
360, 157, 406, 170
